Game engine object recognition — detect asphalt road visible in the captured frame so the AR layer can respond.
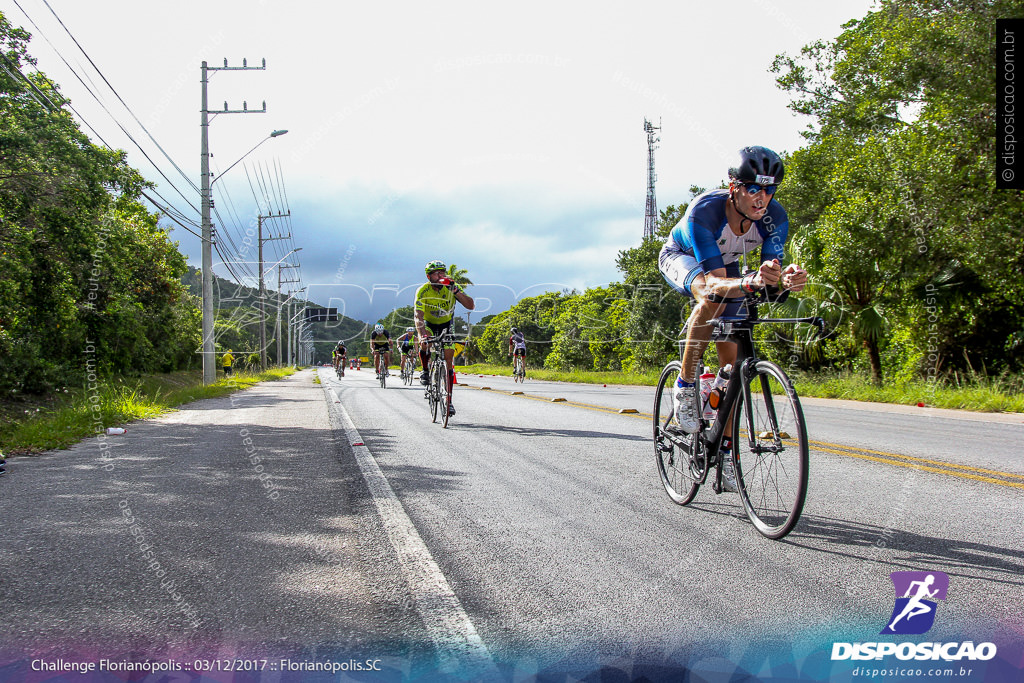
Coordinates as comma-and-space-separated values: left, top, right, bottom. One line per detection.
0, 367, 1021, 681
328, 366, 1023, 675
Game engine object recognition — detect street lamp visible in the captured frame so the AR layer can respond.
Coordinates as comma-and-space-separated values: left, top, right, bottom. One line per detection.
212, 130, 288, 186
200, 128, 289, 384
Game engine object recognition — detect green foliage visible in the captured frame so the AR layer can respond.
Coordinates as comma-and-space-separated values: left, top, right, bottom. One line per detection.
772, 0, 1024, 382
476, 292, 565, 366
614, 201, 694, 372
0, 367, 297, 455
545, 285, 629, 372
0, 14, 201, 393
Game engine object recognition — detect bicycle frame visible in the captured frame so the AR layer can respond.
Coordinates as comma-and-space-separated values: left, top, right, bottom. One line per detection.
671, 295, 823, 490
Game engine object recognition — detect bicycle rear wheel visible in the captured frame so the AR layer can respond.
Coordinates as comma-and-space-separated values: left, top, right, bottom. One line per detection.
653, 361, 701, 505
732, 360, 809, 539
439, 365, 451, 428
429, 359, 443, 423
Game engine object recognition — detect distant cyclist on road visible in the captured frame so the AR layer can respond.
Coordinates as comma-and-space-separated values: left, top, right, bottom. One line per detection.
508, 326, 526, 371
332, 340, 347, 376
659, 146, 807, 490
414, 260, 475, 417
370, 324, 392, 379
396, 327, 416, 372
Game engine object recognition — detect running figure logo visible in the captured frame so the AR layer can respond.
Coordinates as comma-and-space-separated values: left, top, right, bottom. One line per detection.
881, 571, 949, 635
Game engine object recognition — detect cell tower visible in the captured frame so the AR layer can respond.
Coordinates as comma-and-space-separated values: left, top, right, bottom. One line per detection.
644, 117, 661, 240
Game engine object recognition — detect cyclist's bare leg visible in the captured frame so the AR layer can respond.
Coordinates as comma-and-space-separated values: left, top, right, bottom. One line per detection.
680, 274, 726, 384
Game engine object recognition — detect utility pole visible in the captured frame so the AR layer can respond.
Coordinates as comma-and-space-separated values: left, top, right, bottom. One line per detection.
201, 57, 267, 384
644, 117, 661, 240
258, 211, 291, 370
277, 264, 301, 366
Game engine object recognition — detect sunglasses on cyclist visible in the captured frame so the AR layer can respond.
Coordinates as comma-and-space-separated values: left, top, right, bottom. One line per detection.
741, 182, 778, 196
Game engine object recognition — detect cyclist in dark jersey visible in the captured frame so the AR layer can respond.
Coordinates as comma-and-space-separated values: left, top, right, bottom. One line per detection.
370, 324, 392, 379
332, 340, 347, 375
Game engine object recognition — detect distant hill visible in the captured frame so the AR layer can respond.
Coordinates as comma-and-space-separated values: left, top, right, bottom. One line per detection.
182, 267, 374, 362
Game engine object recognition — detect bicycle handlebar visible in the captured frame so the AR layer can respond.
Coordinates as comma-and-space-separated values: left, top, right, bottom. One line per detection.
711, 314, 826, 340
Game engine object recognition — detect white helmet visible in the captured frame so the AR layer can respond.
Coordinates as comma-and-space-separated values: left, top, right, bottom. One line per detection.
374, 324, 384, 332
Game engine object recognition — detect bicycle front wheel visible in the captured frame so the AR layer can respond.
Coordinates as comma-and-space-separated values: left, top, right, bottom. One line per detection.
653, 361, 700, 505
428, 361, 441, 422
440, 367, 451, 428
732, 360, 809, 539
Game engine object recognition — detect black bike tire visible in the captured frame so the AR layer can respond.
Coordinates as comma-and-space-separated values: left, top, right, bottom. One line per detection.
653, 361, 700, 505
731, 360, 809, 540
429, 359, 441, 422
440, 365, 451, 429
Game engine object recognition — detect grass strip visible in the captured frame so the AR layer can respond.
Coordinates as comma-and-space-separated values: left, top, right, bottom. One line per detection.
0, 367, 297, 456
456, 364, 1023, 413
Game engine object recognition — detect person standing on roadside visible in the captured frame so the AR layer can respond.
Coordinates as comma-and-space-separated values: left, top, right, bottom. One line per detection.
222, 349, 235, 377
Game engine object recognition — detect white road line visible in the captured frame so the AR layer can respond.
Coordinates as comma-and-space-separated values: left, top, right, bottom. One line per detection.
321, 374, 497, 677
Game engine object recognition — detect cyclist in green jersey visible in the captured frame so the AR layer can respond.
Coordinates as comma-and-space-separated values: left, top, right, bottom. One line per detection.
414, 260, 475, 416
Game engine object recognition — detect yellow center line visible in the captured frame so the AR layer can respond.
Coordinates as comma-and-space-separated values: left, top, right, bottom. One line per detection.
807, 439, 1024, 481
471, 384, 1024, 489
810, 445, 1024, 490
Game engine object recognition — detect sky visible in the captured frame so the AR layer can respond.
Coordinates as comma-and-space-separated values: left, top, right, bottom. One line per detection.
8, 0, 878, 324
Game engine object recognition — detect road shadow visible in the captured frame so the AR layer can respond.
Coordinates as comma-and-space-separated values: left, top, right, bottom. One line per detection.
453, 422, 647, 442
0, 415, 428, 665
782, 514, 1024, 586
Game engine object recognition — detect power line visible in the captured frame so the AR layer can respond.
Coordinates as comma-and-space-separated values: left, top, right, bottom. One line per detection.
38, 0, 202, 195
10, 0, 203, 220
1, 48, 204, 240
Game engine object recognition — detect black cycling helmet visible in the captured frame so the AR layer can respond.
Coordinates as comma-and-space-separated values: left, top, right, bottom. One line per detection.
728, 146, 785, 185
510, 326, 519, 335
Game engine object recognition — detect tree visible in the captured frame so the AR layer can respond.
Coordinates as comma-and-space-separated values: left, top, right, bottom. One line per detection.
476, 292, 564, 366
615, 199, 694, 372
0, 13, 201, 392
445, 263, 472, 287
544, 285, 629, 371
772, 0, 1024, 381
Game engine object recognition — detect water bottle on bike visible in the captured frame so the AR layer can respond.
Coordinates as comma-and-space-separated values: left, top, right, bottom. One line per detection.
706, 364, 732, 419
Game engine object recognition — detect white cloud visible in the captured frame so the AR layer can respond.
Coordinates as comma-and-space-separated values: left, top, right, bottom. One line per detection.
19, 0, 877, 323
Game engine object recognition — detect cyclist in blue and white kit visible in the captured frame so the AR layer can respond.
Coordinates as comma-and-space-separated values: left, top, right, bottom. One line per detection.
659, 147, 807, 489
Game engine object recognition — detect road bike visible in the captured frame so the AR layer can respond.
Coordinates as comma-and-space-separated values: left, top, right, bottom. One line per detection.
513, 354, 526, 383
373, 348, 390, 388
652, 289, 823, 539
336, 360, 345, 379
423, 333, 455, 428
400, 353, 415, 386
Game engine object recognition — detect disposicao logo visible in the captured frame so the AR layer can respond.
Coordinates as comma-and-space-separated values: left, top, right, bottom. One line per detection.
882, 570, 948, 635
831, 570, 997, 663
